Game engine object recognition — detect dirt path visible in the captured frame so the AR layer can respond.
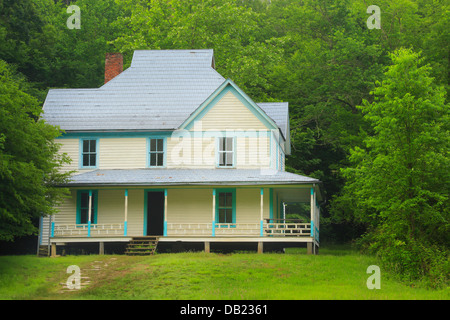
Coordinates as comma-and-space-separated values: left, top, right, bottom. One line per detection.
56, 256, 146, 297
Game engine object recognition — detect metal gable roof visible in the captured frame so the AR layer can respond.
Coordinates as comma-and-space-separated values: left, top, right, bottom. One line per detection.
65, 169, 319, 187
41, 49, 289, 137
127, 49, 216, 69
256, 102, 288, 137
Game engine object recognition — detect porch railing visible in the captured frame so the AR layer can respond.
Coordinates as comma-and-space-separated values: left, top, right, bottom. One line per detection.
51, 221, 314, 238
264, 219, 311, 237
167, 221, 311, 237
52, 223, 124, 237
168, 223, 212, 236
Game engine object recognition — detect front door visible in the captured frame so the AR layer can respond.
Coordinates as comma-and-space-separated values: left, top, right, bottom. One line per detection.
146, 191, 164, 236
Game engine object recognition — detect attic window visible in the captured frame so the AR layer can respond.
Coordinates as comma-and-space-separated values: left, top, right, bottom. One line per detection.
218, 137, 234, 167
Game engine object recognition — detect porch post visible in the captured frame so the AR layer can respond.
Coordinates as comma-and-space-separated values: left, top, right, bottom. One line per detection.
88, 190, 92, 237
314, 189, 318, 244
51, 221, 55, 238
51, 243, 57, 257
124, 189, 128, 236
257, 241, 263, 254
260, 188, 264, 237
310, 186, 314, 240
310, 185, 317, 254
164, 189, 168, 236
212, 189, 216, 237
316, 202, 320, 243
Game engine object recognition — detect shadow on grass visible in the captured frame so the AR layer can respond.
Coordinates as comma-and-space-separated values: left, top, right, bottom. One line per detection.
284, 243, 359, 256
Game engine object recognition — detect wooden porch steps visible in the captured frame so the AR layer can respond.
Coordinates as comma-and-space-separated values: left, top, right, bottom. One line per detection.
37, 245, 49, 257
125, 237, 159, 255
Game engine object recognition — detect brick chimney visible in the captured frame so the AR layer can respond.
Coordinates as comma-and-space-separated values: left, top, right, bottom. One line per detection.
104, 53, 123, 84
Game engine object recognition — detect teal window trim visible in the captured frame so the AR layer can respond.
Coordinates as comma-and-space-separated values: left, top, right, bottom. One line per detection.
147, 137, 167, 168
215, 188, 236, 227
57, 131, 173, 139
212, 189, 216, 236
269, 188, 273, 222
124, 189, 128, 236
216, 136, 236, 168
79, 138, 99, 169
76, 190, 98, 224
276, 193, 279, 220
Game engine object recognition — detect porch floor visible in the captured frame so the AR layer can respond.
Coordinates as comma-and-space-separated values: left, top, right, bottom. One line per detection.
49, 235, 317, 244
48, 235, 319, 255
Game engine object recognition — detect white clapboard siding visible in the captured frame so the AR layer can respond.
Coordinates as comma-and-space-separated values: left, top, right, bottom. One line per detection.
55, 139, 79, 173
236, 188, 270, 224
53, 190, 77, 225
200, 91, 268, 131
40, 216, 52, 246
236, 136, 270, 168
126, 189, 145, 236
96, 189, 144, 236
167, 136, 270, 169
167, 137, 216, 168
271, 132, 277, 170
99, 138, 147, 169
167, 189, 212, 224
97, 190, 124, 225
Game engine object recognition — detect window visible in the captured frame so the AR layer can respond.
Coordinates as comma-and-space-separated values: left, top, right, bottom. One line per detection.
218, 137, 234, 167
216, 189, 235, 226
81, 139, 97, 168
77, 190, 97, 224
149, 138, 165, 167
218, 192, 233, 223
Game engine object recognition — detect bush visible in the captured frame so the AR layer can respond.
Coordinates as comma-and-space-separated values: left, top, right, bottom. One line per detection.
359, 228, 449, 289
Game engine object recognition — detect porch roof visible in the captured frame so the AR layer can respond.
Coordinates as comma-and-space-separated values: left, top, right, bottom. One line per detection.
65, 169, 319, 187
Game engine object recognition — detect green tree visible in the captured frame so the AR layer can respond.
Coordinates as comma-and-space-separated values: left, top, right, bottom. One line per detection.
0, 60, 71, 241
340, 48, 449, 286
52, 0, 122, 89
112, 0, 282, 100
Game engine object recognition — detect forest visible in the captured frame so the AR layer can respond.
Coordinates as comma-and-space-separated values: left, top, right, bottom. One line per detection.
0, 0, 448, 287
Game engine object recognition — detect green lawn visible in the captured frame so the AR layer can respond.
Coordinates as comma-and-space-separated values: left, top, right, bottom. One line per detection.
0, 246, 448, 300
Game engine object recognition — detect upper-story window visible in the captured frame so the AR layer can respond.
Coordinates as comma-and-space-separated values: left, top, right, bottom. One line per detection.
218, 137, 234, 167
81, 139, 98, 168
149, 138, 165, 167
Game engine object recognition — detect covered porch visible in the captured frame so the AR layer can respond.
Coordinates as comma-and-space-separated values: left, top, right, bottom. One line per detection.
44, 169, 322, 255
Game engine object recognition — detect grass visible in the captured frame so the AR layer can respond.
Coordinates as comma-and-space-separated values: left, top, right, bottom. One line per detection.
0, 246, 448, 300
